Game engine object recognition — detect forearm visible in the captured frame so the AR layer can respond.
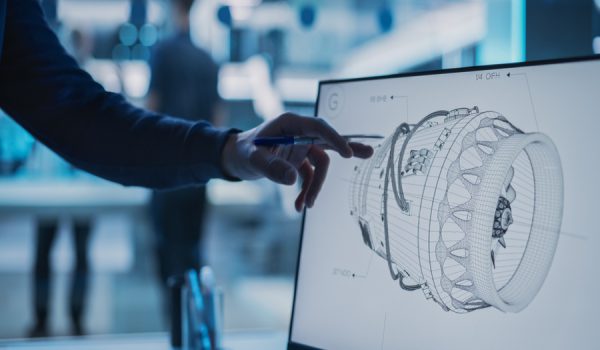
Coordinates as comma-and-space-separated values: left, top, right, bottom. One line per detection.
0, 0, 234, 188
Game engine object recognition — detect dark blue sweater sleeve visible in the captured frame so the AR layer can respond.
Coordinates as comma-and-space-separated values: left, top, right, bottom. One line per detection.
0, 0, 234, 189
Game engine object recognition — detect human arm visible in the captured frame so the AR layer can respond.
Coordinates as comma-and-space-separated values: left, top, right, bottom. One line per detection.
0, 1, 374, 207
221, 113, 374, 211
0, 0, 233, 188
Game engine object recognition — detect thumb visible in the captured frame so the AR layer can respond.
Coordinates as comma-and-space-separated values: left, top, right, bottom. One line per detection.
250, 148, 298, 185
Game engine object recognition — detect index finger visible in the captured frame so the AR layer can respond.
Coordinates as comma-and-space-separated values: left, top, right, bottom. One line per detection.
275, 114, 353, 158
319, 142, 374, 159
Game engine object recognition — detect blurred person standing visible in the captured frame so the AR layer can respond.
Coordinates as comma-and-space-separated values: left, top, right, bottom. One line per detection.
28, 28, 95, 338
146, 0, 222, 314
30, 218, 92, 337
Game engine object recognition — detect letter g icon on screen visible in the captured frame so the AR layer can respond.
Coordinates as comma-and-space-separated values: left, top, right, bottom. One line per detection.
324, 86, 344, 120
328, 93, 339, 110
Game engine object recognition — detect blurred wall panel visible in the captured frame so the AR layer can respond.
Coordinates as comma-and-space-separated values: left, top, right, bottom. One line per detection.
526, 0, 594, 60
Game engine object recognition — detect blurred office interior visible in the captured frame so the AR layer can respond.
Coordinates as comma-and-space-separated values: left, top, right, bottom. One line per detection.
0, 0, 597, 340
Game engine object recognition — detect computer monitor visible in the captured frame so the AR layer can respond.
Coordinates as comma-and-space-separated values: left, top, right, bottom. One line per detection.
288, 56, 600, 350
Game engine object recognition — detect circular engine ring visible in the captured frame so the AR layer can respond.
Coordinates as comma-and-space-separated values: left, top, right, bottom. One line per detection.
350, 107, 563, 313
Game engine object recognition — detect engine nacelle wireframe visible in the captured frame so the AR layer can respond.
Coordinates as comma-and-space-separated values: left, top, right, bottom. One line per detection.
349, 107, 563, 313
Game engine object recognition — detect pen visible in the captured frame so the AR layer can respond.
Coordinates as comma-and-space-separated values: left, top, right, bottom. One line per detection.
253, 134, 384, 147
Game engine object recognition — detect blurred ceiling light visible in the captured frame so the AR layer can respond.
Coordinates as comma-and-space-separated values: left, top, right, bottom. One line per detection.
219, 64, 253, 100
112, 44, 131, 61
230, 5, 254, 22
58, 0, 164, 25
246, 55, 284, 120
219, 66, 318, 104
596, 0, 600, 11
221, 0, 262, 7
218, 0, 264, 24
246, 3, 295, 31
121, 62, 151, 99
119, 23, 138, 46
139, 24, 158, 46
86, 60, 123, 93
218, 57, 283, 120
58, 0, 129, 25
131, 43, 151, 61
276, 76, 318, 103
207, 179, 270, 206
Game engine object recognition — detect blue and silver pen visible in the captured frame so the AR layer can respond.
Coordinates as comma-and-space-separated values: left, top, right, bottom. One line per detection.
253, 134, 384, 147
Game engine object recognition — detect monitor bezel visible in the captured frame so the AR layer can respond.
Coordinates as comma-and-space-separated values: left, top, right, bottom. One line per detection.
287, 54, 600, 350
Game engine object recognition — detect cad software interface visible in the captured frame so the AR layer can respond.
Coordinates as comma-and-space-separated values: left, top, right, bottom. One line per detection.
291, 58, 600, 350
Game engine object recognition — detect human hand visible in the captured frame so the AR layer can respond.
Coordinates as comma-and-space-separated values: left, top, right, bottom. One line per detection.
221, 113, 374, 211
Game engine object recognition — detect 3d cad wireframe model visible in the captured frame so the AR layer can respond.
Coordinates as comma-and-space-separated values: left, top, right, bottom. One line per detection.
349, 107, 563, 313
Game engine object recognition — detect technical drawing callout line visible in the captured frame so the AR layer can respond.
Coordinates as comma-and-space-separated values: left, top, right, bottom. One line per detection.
349, 106, 563, 313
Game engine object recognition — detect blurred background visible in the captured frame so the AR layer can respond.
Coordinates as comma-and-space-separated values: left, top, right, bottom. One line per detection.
0, 0, 597, 340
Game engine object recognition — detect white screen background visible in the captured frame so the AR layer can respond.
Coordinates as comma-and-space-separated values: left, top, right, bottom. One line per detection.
291, 59, 600, 350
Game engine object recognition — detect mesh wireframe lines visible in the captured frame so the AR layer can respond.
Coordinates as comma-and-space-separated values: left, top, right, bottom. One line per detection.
349, 107, 563, 313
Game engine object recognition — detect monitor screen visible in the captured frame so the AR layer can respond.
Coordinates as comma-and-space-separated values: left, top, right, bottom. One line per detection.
289, 56, 600, 350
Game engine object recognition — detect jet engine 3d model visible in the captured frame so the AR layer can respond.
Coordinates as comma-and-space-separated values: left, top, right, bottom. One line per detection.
349, 107, 563, 313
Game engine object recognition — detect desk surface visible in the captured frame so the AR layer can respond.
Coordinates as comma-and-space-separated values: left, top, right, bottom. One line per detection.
0, 179, 149, 208
0, 331, 288, 350
0, 179, 149, 218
